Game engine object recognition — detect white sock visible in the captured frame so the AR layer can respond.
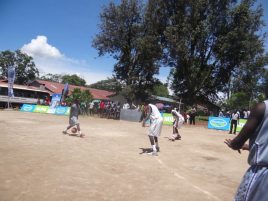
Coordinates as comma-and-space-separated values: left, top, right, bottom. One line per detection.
152, 145, 157, 152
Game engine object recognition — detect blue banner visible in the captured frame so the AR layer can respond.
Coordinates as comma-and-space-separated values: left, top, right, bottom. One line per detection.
50, 93, 62, 109
55, 106, 69, 115
20, 104, 70, 115
208, 117, 230, 131
20, 104, 36, 112
61, 83, 69, 103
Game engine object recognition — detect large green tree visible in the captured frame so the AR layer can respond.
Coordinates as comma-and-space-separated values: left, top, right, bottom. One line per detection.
0, 50, 39, 85
39, 73, 62, 83
148, 0, 267, 105
93, 0, 162, 101
65, 88, 93, 104
61, 74, 86, 86
89, 77, 122, 92
152, 81, 169, 97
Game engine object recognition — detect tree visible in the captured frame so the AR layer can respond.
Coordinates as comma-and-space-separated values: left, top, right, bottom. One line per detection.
61, 74, 86, 86
88, 77, 122, 92
0, 50, 39, 85
93, 0, 162, 101
152, 81, 169, 97
148, 0, 267, 105
65, 88, 93, 104
39, 73, 62, 83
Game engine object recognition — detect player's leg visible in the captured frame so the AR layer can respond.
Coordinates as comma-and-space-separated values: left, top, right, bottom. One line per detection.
175, 122, 183, 139
234, 121, 237, 134
63, 124, 72, 134
154, 136, 160, 152
76, 123, 84, 137
148, 135, 157, 155
229, 120, 234, 134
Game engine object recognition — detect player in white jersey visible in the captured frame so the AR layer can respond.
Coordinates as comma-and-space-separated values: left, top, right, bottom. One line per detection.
143, 101, 163, 156
169, 108, 184, 141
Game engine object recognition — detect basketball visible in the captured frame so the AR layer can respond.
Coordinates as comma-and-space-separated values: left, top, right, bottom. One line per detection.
71, 127, 77, 133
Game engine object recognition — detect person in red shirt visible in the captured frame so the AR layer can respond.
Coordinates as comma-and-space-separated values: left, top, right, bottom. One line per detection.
45, 96, 50, 105
99, 101, 105, 117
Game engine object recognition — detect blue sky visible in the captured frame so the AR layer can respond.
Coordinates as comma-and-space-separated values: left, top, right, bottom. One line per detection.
0, 0, 268, 84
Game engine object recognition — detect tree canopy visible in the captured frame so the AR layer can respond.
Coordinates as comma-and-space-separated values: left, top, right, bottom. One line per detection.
152, 81, 169, 97
88, 77, 122, 92
149, 0, 267, 105
0, 50, 39, 85
39, 73, 62, 83
65, 88, 93, 104
61, 74, 86, 86
93, 0, 267, 105
93, 0, 162, 101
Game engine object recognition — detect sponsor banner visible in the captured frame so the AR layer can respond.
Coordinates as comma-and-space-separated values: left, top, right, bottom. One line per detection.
47, 108, 56, 114
162, 113, 174, 125
208, 117, 230, 131
55, 106, 70, 115
61, 83, 69, 103
20, 104, 69, 115
237, 119, 247, 132
33, 105, 49, 113
50, 93, 62, 109
20, 104, 36, 112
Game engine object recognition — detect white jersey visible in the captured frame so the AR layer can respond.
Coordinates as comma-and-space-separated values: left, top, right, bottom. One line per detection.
172, 110, 184, 123
149, 104, 162, 120
148, 104, 163, 137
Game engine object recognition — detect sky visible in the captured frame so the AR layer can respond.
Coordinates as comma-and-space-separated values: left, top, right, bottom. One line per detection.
0, 0, 268, 85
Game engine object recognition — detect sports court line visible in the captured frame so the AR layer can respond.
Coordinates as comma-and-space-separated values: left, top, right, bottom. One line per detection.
157, 158, 222, 201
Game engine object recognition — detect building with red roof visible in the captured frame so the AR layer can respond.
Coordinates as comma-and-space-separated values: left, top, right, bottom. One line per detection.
0, 79, 50, 106
30, 80, 115, 100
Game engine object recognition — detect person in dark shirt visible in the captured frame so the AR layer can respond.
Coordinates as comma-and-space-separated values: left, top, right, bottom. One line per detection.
62, 99, 84, 137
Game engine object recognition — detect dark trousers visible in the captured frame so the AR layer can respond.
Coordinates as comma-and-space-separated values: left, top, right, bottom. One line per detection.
189, 116, 195, 125
230, 120, 238, 134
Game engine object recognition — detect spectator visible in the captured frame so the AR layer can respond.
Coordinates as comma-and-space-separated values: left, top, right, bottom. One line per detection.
229, 111, 240, 134
189, 108, 196, 125
218, 110, 224, 117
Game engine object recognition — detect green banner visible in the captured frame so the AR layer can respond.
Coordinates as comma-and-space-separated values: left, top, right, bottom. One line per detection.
162, 113, 174, 125
33, 105, 49, 113
236, 119, 247, 132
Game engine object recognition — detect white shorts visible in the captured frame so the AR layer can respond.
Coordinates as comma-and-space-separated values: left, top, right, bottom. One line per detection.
173, 120, 183, 129
69, 116, 79, 127
149, 117, 163, 137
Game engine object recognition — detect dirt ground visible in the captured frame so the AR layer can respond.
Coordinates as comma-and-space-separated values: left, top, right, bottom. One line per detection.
0, 111, 249, 201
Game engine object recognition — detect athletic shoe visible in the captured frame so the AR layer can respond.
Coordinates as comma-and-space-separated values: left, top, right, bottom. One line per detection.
156, 147, 160, 152
147, 151, 158, 156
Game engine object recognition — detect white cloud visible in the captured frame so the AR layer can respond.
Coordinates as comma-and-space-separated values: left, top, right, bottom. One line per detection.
21, 35, 111, 84
21, 35, 63, 58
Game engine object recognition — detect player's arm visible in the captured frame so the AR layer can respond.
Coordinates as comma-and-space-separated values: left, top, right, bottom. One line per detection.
143, 106, 152, 125
225, 102, 265, 151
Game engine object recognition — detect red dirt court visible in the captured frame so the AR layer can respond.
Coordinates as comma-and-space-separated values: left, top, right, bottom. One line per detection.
0, 111, 248, 201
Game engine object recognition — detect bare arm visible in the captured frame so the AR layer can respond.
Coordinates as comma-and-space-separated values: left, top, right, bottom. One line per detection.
225, 102, 265, 151
143, 106, 152, 124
